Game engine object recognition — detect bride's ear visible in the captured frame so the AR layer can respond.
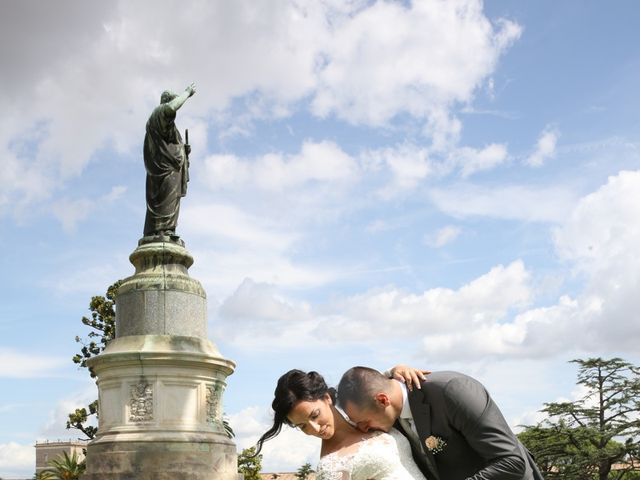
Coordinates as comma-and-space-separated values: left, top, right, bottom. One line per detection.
323, 392, 333, 404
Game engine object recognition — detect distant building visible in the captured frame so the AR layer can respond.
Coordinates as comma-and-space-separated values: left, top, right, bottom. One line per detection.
261, 473, 316, 480
34, 439, 88, 474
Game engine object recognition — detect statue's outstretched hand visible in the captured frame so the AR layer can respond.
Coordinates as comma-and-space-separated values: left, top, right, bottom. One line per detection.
186, 82, 196, 97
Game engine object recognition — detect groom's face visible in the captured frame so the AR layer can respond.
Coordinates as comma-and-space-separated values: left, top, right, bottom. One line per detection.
343, 394, 396, 433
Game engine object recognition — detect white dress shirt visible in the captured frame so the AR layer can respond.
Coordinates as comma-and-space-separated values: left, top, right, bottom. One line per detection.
397, 380, 419, 437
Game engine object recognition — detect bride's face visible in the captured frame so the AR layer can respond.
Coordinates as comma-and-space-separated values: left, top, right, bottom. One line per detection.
287, 393, 335, 440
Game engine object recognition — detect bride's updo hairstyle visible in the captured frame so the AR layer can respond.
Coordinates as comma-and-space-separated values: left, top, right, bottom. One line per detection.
255, 369, 337, 454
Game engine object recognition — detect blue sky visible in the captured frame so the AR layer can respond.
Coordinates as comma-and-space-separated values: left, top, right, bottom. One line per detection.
2, 0, 640, 476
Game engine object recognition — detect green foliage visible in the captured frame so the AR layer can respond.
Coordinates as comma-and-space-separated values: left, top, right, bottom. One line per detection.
40, 451, 86, 480
66, 400, 99, 439
295, 462, 314, 480
519, 357, 640, 480
72, 280, 121, 377
238, 447, 262, 480
67, 281, 121, 439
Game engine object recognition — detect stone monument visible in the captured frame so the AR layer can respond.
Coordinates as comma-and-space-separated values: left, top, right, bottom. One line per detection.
83, 84, 237, 480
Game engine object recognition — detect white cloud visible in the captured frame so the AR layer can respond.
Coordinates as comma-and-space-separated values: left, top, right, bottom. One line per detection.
0, 0, 520, 219
428, 170, 640, 360
104, 185, 127, 202
215, 261, 534, 354
361, 144, 433, 198
526, 127, 559, 167
429, 183, 579, 222
43, 252, 129, 296
424, 225, 462, 247
366, 219, 393, 233
179, 197, 346, 297
552, 170, 640, 351
49, 186, 130, 232
183, 203, 299, 251
511, 409, 548, 432
39, 386, 97, 439
333, 260, 532, 339
312, 0, 521, 131
0, 0, 325, 217
453, 143, 509, 177
510, 381, 597, 431
202, 140, 358, 192
51, 198, 94, 233
202, 154, 251, 190
0, 349, 66, 378
421, 170, 640, 360
422, 294, 585, 360
208, 170, 640, 362
553, 170, 640, 271
197, 250, 338, 300
214, 279, 317, 348
201, 139, 464, 204
0, 442, 35, 477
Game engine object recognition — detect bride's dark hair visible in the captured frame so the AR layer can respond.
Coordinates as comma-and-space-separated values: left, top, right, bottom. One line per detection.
255, 369, 336, 454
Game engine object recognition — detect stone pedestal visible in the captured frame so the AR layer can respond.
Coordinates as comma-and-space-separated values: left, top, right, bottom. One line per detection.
84, 238, 237, 480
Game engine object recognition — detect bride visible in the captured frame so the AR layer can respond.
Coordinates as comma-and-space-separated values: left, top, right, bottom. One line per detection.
255, 367, 429, 480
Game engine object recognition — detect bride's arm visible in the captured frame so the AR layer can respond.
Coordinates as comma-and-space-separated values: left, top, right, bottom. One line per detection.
385, 365, 430, 390
317, 469, 350, 480
317, 455, 351, 480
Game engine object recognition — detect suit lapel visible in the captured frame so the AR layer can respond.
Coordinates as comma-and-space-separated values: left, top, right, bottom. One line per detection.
408, 391, 431, 452
407, 390, 441, 480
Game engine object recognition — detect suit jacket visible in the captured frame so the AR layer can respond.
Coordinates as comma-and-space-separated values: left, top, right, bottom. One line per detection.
398, 371, 544, 480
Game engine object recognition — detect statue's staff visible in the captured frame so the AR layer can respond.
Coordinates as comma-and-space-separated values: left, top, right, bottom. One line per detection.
182, 127, 191, 198
185, 128, 190, 169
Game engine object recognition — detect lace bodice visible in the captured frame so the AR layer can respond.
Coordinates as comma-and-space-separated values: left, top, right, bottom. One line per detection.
316, 428, 427, 480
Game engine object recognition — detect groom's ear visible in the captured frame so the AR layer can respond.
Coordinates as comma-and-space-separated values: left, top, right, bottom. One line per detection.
374, 392, 391, 408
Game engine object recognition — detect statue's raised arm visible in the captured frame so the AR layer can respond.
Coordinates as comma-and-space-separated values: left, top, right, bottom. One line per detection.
142, 83, 196, 241
166, 82, 196, 112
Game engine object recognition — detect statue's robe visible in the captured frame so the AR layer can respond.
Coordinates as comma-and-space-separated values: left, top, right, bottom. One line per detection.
143, 103, 189, 236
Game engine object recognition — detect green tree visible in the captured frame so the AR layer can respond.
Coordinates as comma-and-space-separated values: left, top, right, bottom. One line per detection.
519, 357, 640, 480
238, 447, 262, 480
67, 280, 121, 439
40, 451, 85, 480
518, 424, 572, 478
295, 462, 314, 480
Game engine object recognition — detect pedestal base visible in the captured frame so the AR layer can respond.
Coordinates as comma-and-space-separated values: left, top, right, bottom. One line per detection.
84, 239, 238, 479
84, 335, 237, 479
83, 438, 236, 480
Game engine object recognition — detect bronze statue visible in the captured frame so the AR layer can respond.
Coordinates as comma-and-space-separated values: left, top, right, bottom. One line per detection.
143, 83, 196, 238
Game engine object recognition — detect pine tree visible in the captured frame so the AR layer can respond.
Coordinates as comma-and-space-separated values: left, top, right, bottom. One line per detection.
519, 357, 640, 480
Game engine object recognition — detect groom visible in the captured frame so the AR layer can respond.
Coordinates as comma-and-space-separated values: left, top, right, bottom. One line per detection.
337, 367, 543, 480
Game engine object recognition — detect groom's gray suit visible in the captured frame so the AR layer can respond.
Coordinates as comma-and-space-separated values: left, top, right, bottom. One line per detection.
397, 371, 543, 480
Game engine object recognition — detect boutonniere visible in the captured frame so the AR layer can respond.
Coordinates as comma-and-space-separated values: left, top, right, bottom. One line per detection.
424, 435, 447, 454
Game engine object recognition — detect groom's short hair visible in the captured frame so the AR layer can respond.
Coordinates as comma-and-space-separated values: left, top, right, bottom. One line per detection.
337, 366, 390, 410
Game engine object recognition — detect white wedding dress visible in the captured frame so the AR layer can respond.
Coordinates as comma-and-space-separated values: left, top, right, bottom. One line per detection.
316, 428, 427, 480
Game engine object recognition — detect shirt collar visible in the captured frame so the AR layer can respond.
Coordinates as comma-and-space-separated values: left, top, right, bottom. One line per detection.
397, 380, 412, 419
335, 404, 356, 427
